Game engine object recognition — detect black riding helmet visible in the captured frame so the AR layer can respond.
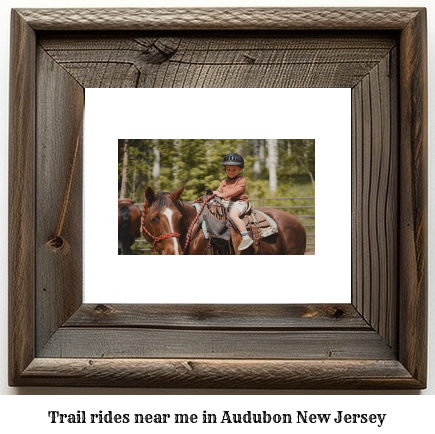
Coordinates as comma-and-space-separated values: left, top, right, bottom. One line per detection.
222, 153, 244, 169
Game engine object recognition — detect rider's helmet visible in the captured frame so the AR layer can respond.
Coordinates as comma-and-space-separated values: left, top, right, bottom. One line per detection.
222, 153, 244, 169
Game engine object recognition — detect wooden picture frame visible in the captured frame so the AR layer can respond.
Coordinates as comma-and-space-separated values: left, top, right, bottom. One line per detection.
9, 8, 427, 389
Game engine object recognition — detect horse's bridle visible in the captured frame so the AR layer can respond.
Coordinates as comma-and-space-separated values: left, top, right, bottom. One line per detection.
141, 193, 216, 254
141, 201, 181, 253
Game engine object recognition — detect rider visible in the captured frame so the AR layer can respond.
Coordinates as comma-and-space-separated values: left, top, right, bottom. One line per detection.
213, 153, 253, 251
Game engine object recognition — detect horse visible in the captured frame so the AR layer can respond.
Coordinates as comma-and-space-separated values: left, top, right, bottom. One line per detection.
118, 199, 142, 255
141, 185, 306, 255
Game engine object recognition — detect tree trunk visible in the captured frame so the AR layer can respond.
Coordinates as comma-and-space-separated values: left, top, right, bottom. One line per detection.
170, 139, 181, 189
259, 139, 265, 166
120, 139, 130, 199
295, 153, 316, 191
132, 157, 137, 202
253, 139, 261, 179
152, 139, 160, 189
266, 139, 278, 194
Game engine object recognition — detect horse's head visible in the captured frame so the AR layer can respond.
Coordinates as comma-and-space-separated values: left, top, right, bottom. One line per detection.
142, 186, 185, 255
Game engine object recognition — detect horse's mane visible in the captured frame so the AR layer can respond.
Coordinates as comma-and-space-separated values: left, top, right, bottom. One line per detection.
151, 191, 189, 218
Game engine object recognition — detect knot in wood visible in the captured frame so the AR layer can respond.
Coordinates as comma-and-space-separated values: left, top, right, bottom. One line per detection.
45, 235, 70, 255
94, 304, 116, 315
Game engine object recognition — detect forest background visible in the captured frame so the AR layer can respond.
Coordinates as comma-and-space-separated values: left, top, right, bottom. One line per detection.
118, 139, 315, 252
118, 139, 314, 201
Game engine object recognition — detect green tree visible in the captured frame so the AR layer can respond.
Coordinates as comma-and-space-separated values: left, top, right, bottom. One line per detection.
118, 138, 315, 202
277, 139, 315, 190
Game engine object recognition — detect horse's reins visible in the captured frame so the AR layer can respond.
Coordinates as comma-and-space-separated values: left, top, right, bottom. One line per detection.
182, 194, 216, 253
141, 193, 216, 254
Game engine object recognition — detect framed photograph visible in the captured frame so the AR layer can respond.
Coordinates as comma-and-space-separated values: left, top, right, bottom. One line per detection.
9, 8, 427, 388
88, 88, 349, 304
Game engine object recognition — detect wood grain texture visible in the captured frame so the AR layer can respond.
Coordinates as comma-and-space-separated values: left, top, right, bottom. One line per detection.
398, 8, 428, 386
38, 33, 396, 89
8, 10, 36, 386
17, 358, 420, 389
39, 329, 395, 360
8, 8, 427, 389
35, 48, 84, 353
65, 304, 369, 329
16, 8, 422, 31
351, 51, 398, 351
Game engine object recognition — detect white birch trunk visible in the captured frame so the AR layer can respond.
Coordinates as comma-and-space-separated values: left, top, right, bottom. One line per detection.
259, 139, 265, 166
266, 139, 278, 194
173, 139, 181, 186
253, 139, 261, 179
152, 139, 160, 189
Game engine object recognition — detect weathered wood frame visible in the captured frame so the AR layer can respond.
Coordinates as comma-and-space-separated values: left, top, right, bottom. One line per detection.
9, 8, 427, 388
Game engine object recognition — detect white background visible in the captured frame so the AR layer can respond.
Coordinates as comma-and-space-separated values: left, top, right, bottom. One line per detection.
0, 0, 434, 418
85, 88, 351, 303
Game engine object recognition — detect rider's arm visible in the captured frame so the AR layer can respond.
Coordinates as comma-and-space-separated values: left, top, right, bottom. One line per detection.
214, 180, 225, 197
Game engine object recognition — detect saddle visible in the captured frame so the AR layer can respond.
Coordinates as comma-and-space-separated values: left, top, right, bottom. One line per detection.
239, 205, 278, 254
192, 190, 278, 255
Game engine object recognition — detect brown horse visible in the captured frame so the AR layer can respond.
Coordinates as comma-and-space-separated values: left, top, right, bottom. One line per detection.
141, 186, 306, 255
118, 199, 142, 255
